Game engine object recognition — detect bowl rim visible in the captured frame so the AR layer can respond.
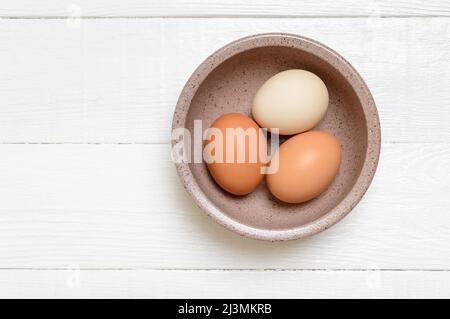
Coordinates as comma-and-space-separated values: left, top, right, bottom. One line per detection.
171, 33, 381, 241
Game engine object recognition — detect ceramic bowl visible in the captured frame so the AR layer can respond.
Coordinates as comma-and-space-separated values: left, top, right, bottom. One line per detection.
172, 33, 381, 241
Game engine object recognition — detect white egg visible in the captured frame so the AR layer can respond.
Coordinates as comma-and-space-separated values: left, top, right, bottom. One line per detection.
252, 69, 329, 135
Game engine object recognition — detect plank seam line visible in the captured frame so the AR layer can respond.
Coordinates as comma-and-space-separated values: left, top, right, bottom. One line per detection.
0, 15, 449, 20
0, 141, 447, 145
0, 268, 450, 272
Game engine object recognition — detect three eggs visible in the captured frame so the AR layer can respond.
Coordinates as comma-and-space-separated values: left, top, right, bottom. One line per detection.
204, 69, 341, 204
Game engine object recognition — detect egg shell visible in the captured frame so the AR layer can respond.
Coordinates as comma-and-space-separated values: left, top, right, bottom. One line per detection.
204, 113, 267, 195
267, 131, 341, 204
252, 69, 329, 135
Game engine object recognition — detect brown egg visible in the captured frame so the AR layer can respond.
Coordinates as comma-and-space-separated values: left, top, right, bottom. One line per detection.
204, 113, 267, 195
267, 131, 341, 203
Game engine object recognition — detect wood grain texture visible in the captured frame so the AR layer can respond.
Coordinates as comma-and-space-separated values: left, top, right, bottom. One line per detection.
0, 143, 448, 269
1, 1, 450, 17
0, 18, 449, 143
1, 269, 450, 298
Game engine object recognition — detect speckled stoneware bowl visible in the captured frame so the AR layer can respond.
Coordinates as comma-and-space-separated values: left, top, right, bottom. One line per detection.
172, 33, 381, 241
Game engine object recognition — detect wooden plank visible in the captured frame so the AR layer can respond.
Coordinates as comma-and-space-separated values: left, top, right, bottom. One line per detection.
0, 1, 449, 17
0, 143, 448, 269
0, 18, 449, 143
1, 269, 449, 298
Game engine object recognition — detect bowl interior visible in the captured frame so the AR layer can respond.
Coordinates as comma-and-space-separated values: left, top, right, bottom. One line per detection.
185, 45, 368, 231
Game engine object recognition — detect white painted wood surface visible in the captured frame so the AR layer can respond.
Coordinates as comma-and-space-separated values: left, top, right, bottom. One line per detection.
1, 270, 449, 299
0, 143, 449, 270
0, 18, 449, 143
0, 0, 449, 298
1, 0, 450, 17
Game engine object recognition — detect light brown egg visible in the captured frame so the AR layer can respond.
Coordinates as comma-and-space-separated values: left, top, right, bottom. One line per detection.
267, 131, 341, 203
204, 113, 267, 195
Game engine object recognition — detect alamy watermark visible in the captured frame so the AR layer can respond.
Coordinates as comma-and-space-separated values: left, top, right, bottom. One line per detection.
171, 120, 280, 174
